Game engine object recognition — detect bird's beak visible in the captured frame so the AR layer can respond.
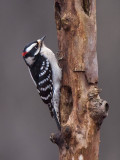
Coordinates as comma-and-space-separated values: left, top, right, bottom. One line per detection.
40, 35, 46, 42
37, 35, 46, 46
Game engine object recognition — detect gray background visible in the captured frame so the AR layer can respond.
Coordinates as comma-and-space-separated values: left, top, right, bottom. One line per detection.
0, 0, 119, 160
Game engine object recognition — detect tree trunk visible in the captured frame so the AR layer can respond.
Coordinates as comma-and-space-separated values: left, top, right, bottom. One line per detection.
51, 0, 109, 160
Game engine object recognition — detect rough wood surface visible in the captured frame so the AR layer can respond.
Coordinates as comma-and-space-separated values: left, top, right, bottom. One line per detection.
51, 0, 109, 160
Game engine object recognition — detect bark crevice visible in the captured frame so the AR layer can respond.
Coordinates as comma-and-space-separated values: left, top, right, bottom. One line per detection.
81, 0, 91, 15
60, 86, 73, 125
55, 1, 62, 30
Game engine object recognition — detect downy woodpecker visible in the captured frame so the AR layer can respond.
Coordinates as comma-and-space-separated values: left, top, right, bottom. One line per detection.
22, 36, 62, 130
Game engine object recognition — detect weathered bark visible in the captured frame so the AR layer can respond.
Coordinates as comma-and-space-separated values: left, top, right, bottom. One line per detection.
51, 0, 109, 160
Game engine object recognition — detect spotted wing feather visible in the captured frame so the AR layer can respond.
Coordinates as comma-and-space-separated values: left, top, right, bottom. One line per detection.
30, 56, 52, 102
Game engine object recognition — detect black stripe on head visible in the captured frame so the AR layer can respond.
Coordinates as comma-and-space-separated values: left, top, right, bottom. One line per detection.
23, 41, 38, 52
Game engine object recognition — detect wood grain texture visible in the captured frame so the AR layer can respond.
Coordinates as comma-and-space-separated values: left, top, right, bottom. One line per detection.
51, 0, 109, 159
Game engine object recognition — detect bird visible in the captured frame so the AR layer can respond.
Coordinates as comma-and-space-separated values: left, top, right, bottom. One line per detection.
22, 36, 62, 130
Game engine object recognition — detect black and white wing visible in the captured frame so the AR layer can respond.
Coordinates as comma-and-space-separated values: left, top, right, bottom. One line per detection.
29, 56, 53, 110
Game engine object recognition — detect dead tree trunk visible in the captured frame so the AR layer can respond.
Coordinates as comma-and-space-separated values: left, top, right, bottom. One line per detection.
51, 0, 109, 160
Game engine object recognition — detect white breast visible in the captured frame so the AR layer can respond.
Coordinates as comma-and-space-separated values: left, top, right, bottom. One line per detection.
40, 44, 62, 122
40, 44, 62, 86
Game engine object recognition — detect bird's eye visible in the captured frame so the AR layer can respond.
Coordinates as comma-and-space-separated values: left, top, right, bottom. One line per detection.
35, 46, 38, 49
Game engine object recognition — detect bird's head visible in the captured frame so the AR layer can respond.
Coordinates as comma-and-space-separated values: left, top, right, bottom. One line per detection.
22, 36, 46, 66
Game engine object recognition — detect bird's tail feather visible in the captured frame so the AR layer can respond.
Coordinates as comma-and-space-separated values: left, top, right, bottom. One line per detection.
53, 109, 61, 130
48, 103, 61, 130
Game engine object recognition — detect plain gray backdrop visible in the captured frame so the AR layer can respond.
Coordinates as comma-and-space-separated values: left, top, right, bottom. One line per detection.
0, 0, 119, 160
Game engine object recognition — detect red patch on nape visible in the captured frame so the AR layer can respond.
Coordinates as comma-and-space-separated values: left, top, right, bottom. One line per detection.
22, 52, 27, 56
